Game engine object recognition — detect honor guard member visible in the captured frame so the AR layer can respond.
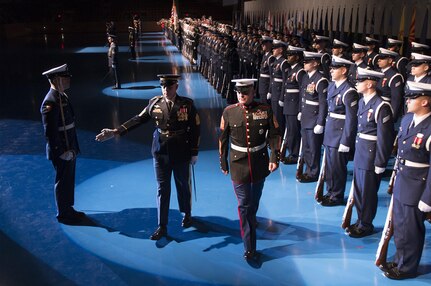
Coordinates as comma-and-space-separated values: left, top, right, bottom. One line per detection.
406, 53, 431, 85
347, 67, 395, 238
219, 79, 280, 262
313, 35, 332, 79
279, 45, 306, 164
382, 81, 431, 280
297, 51, 329, 182
107, 34, 121, 89
411, 42, 430, 55
364, 36, 380, 70
40, 64, 85, 224
387, 38, 409, 80
332, 39, 350, 60
95, 74, 201, 240
321, 56, 359, 206
258, 36, 274, 101
268, 39, 288, 136
348, 43, 368, 85
376, 48, 405, 122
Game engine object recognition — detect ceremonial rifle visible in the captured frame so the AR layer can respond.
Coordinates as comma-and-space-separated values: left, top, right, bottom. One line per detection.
375, 195, 394, 267
341, 177, 355, 229
295, 139, 304, 180
314, 149, 326, 202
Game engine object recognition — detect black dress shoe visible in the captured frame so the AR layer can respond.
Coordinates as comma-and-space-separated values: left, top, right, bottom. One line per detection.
345, 222, 359, 234
281, 156, 298, 165
379, 262, 398, 272
320, 197, 344, 207
298, 174, 318, 183
181, 214, 193, 228
57, 209, 86, 224
149, 226, 167, 240
243, 250, 259, 261
348, 226, 374, 238
384, 267, 417, 280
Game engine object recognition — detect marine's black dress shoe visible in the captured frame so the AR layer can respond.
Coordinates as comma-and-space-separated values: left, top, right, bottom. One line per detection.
149, 226, 167, 240
344, 222, 359, 234
378, 261, 398, 272
384, 267, 417, 280
57, 208, 86, 224
348, 225, 374, 238
181, 214, 193, 228
298, 174, 318, 183
320, 197, 344, 207
243, 250, 259, 261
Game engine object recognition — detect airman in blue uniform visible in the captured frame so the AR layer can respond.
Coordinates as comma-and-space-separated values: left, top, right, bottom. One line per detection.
347, 68, 395, 238
383, 81, 431, 279
321, 56, 359, 206
348, 43, 368, 86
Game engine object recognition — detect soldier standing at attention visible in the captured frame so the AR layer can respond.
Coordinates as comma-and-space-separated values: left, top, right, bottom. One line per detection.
297, 51, 329, 183
258, 36, 274, 103
382, 81, 431, 280
346, 67, 395, 238
348, 43, 368, 86
95, 75, 200, 240
40, 64, 86, 224
219, 79, 280, 263
320, 56, 358, 206
108, 34, 121, 89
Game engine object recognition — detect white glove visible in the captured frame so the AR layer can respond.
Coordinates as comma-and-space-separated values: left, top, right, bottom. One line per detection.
338, 144, 350, 153
112, 64, 116, 68
313, 124, 324, 134
60, 150, 75, 161
278, 100, 284, 107
190, 155, 198, 165
267, 93, 272, 100
375, 166, 386, 174
297, 112, 302, 121
418, 200, 431, 212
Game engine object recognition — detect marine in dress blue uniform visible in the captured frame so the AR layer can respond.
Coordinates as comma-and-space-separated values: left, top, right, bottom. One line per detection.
40, 64, 85, 224
298, 51, 329, 182
95, 75, 200, 240
383, 81, 431, 280
321, 57, 359, 206
348, 68, 395, 238
376, 48, 405, 123
279, 45, 306, 164
219, 79, 280, 262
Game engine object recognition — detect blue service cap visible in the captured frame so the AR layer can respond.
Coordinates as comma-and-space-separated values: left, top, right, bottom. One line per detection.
42, 64, 71, 79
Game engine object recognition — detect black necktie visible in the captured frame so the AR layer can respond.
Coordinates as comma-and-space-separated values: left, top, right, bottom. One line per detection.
168, 101, 173, 112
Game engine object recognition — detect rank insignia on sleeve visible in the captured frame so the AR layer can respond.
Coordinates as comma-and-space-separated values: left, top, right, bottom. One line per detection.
412, 133, 424, 149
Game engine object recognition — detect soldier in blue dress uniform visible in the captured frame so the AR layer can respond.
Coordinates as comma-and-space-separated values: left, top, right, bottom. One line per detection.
387, 38, 409, 80
382, 81, 431, 279
346, 67, 395, 238
267, 39, 288, 136
279, 45, 306, 164
364, 36, 380, 70
321, 56, 359, 206
40, 64, 85, 224
297, 51, 329, 182
331, 39, 350, 60
376, 48, 405, 123
312, 35, 332, 80
406, 53, 431, 84
219, 79, 280, 262
258, 36, 274, 102
348, 43, 368, 85
95, 74, 201, 240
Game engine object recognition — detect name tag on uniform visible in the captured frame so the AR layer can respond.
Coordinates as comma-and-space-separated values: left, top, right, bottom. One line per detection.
253, 110, 268, 120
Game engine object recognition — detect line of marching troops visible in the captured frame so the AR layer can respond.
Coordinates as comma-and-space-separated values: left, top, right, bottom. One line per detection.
171, 20, 431, 279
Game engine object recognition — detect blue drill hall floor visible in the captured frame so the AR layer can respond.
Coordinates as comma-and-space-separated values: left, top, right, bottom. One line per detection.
0, 31, 430, 286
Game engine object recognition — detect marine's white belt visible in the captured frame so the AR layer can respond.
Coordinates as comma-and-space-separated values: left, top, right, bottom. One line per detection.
400, 159, 430, 168
305, 100, 319, 106
260, 74, 270, 78
58, 122, 75, 131
231, 142, 266, 153
274, 78, 283, 82
358, 133, 377, 141
329, 112, 346, 119
285, 89, 300, 93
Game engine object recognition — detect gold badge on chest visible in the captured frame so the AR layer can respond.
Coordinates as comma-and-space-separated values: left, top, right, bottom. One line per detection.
306, 82, 315, 94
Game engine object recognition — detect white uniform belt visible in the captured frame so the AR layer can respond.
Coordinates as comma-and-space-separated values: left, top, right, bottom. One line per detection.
58, 122, 75, 131
230, 142, 266, 153
260, 74, 270, 78
285, 89, 300, 93
381, 96, 390, 101
399, 158, 430, 168
358, 133, 377, 141
305, 100, 319, 106
274, 78, 283, 82
329, 112, 346, 119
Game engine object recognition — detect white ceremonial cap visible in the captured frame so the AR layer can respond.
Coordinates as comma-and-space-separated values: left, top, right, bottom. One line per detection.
378, 48, 399, 58
303, 51, 323, 60
330, 55, 354, 67
231, 78, 258, 87
406, 81, 431, 97
356, 67, 384, 81
387, 38, 403, 46
42, 64, 71, 78
333, 39, 349, 47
